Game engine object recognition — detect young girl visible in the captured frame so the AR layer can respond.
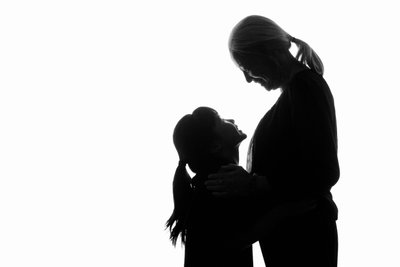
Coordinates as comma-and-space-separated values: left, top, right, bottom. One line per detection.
166, 106, 253, 267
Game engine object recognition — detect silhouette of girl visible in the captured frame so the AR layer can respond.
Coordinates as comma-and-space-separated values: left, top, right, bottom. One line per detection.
206, 15, 340, 267
166, 107, 253, 267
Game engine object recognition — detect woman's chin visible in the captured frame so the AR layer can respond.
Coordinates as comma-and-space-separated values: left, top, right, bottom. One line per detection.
261, 80, 280, 91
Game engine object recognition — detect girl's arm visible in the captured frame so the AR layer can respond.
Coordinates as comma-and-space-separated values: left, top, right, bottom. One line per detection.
230, 199, 318, 250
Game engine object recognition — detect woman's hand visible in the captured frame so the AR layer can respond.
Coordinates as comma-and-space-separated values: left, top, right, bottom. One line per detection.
205, 164, 256, 198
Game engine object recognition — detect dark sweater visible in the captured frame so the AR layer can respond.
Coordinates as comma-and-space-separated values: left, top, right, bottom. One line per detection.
248, 68, 339, 219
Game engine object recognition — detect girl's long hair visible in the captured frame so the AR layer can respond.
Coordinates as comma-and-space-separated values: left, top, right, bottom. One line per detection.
165, 160, 192, 246
229, 15, 324, 75
166, 107, 218, 246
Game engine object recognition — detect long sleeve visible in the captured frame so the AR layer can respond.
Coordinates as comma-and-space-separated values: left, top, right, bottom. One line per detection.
287, 72, 339, 193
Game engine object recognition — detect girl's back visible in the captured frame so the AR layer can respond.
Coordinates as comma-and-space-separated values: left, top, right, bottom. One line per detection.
184, 174, 254, 267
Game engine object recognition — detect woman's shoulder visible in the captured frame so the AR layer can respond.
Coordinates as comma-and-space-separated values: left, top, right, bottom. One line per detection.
288, 68, 331, 98
291, 68, 326, 87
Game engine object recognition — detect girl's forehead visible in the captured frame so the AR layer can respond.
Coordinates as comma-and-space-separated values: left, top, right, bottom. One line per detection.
214, 113, 222, 123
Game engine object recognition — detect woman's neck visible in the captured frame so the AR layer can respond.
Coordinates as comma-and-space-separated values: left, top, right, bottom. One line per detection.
281, 58, 307, 91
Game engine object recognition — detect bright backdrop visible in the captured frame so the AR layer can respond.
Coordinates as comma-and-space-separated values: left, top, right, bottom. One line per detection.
1, 1, 399, 266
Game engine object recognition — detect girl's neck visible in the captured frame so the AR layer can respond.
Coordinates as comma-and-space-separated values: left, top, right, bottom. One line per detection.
219, 146, 240, 165
197, 157, 236, 176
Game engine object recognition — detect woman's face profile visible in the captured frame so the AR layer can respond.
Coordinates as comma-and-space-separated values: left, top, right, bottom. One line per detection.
239, 65, 271, 90
234, 52, 281, 91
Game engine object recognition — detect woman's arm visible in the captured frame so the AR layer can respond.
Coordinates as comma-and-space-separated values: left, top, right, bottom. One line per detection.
288, 73, 340, 192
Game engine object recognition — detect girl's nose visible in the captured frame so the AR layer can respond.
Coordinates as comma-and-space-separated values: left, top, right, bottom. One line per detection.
243, 71, 252, 83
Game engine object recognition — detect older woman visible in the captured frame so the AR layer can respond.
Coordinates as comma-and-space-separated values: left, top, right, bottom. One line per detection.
206, 15, 340, 267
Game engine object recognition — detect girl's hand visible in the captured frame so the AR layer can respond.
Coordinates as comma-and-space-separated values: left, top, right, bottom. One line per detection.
235, 199, 319, 246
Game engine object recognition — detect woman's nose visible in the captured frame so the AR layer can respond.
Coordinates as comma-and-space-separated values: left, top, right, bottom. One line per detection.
243, 71, 252, 83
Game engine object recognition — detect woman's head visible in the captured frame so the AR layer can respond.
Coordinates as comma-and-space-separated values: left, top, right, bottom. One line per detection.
173, 106, 246, 173
229, 15, 324, 90
229, 15, 291, 55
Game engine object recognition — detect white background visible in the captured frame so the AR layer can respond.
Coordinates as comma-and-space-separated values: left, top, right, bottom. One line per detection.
1, 1, 399, 266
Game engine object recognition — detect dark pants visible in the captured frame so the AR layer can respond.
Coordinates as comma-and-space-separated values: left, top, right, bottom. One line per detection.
259, 208, 338, 267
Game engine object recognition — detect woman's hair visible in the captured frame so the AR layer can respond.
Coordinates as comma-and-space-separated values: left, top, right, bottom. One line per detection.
166, 107, 220, 246
229, 15, 324, 75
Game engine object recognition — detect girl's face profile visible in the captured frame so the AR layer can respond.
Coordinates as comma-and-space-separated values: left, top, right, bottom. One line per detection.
214, 116, 247, 148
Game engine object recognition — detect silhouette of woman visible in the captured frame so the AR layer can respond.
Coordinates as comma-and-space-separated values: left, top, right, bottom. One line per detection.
206, 15, 340, 267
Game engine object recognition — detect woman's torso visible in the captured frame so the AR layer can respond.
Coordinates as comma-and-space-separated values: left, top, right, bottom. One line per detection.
248, 69, 339, 218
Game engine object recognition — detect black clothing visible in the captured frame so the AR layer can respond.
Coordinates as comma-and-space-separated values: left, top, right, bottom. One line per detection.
260, 206, 338, 267
184, 174, 255, 267
248, 69, 340, 266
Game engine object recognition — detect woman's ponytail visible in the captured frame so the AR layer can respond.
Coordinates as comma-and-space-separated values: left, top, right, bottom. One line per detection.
291, 36, 324, 75
165, 160, 193, 246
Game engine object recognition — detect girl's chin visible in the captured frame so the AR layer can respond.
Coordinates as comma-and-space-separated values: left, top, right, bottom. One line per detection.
238, 133, 247, 142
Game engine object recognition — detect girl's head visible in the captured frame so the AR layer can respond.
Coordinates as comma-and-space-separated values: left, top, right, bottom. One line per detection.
166, 107, 246, 246
229, 15, 324, 90
173, 106, 246, 173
